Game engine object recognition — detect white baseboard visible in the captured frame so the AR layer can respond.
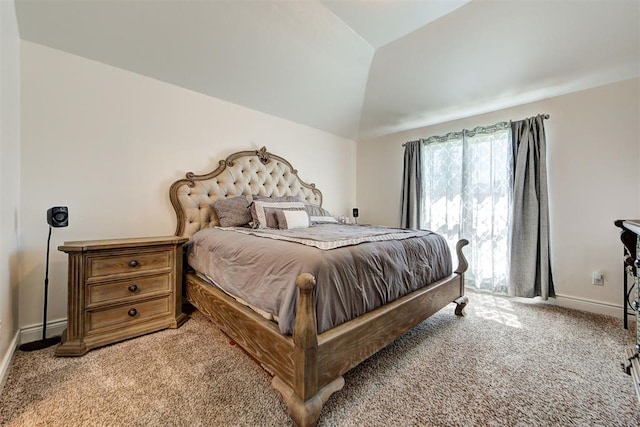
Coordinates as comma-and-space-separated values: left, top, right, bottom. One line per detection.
19, 318, 67, 345
0, 319, 68, 393
0, 329, 20, 393
554, 293, 626, 320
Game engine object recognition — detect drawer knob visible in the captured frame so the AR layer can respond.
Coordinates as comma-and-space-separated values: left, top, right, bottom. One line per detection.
128, 308, 138, 317
129, 260, 139, 268
128, 284, 138, 292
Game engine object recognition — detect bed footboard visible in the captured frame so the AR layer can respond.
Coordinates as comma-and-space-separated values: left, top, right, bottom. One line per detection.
272, 238, 470, 426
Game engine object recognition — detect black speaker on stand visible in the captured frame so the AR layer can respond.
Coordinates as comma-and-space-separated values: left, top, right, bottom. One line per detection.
19, 207, 69, 352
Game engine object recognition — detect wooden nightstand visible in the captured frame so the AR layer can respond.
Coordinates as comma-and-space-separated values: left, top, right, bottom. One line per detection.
55, 236, 188, 356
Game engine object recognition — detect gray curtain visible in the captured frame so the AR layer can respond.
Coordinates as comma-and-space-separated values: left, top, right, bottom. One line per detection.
400, 140, 424, 229
509, 114, 554, 298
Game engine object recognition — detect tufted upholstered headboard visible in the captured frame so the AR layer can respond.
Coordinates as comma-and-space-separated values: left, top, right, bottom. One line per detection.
169, 147, 323, 239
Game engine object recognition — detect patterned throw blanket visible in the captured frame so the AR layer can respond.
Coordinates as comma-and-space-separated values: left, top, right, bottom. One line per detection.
218, 224, 433, 250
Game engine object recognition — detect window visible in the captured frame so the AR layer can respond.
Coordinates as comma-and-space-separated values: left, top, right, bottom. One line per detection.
421, 123, 512, 293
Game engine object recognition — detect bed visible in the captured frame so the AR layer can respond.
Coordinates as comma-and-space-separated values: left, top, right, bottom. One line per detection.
169, 147, 469, 426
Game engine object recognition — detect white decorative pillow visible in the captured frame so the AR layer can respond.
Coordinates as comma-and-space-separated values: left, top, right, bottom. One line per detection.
250, 200, 305, 229
276, 209, 310, 230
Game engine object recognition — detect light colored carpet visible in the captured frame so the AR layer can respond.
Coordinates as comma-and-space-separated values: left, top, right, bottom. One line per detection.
1, 291, 639, 426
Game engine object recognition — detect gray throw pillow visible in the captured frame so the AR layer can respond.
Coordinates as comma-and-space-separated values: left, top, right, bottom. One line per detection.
304, 204, 337, 224
252, 195, 301, 203
211, 196, 252, 227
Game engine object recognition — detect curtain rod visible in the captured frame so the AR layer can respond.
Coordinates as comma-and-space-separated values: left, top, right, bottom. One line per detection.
402, 114, 550, 147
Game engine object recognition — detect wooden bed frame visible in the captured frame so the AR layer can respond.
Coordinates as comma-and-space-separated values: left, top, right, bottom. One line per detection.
169, 147, 469, 426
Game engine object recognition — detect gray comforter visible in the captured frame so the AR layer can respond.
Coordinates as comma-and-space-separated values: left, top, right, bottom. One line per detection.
188, 224, 452, 334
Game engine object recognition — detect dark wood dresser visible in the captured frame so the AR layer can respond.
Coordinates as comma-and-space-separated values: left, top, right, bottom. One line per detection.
615, 219, 640, 402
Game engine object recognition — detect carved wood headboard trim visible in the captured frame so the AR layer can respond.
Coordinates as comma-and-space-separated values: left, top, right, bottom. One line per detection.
169, 147, 323, 238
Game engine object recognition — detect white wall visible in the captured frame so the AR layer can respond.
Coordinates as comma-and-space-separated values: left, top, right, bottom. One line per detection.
0, 0, 22, 388
357, 78, 640, 317
20, 41, 357, 336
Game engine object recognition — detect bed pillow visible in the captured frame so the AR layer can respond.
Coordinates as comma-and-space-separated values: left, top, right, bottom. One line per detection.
252, 195, 301, 203
304, 204, 338, 224
276, 209, 310, 230
263, 207, 306, 228
211, 195, 252, 227
250, 200, 305, 228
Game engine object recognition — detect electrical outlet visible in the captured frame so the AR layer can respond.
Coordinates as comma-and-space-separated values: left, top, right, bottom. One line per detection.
592, 272, 604, 286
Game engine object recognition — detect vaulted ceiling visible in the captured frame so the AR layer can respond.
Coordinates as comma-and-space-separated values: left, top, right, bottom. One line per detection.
15, 0, 640, 141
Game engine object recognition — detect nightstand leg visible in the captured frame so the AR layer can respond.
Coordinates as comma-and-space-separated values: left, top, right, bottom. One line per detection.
55, 252, 87, 356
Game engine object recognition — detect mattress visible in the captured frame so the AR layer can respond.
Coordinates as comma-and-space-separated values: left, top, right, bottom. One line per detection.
187, 224, 452, 334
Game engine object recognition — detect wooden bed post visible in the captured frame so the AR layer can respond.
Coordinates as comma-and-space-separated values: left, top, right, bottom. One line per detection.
293, 273, 318, 401
272, 273, 344, 427
454, 238, 470, 316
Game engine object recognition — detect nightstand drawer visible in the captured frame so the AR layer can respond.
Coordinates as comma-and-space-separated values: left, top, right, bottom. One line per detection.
86, 296, 171, 334
87, 274, 171, 307
87, 249, 171, 279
